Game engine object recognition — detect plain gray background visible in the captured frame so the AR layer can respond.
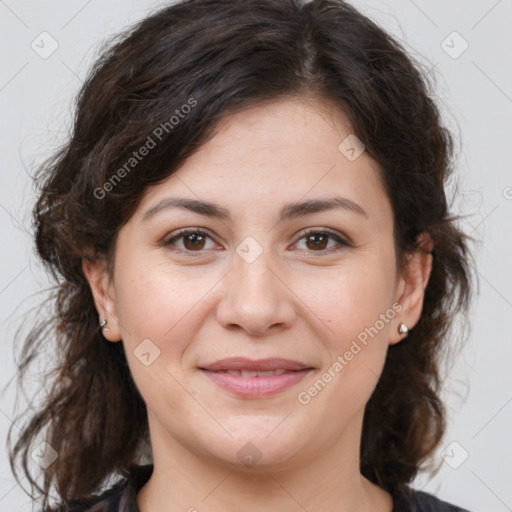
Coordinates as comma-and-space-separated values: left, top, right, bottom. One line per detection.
1, 1, 511, 510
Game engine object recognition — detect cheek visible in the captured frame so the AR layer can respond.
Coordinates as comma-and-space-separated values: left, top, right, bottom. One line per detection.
113, 255, 220, 361
303, 258, 396, 347
115, 267, 176, 339
112, 259, 209, 410
294, 262, 397, 421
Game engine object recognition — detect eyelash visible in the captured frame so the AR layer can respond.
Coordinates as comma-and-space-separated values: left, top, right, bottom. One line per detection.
162, 228, 350, 256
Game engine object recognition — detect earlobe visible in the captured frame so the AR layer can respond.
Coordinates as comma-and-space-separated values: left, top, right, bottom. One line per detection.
82, 258, 122, 342
390, 233, 433, 345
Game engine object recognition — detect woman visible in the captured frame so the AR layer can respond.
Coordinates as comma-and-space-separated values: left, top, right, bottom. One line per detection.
8, 0, 474, 511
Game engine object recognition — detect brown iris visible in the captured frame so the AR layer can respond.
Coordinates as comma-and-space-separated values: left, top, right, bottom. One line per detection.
183, 233, 207, 250
305, 233, 328, 251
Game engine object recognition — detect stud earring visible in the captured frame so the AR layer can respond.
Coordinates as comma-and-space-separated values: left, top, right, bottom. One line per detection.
398, 322, 409, 337
99, 318, 110, 332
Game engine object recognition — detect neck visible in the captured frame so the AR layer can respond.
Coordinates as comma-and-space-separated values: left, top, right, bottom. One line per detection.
136, 410, 393, 512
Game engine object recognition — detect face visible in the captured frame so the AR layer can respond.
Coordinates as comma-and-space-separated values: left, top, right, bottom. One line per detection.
84, 97, 431, 473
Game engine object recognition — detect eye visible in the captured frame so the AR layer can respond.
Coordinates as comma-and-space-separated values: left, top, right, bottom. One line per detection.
162, 227, 350, 256
292, 229, 350, 255
163, 229, 218, 253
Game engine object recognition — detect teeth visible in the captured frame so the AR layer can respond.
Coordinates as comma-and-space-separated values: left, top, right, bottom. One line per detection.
241, 370, 258, 378
225, 369, 289, 377
258, 370, 279, 377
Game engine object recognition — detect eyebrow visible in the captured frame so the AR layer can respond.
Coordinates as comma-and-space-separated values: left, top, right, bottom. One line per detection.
141, 196, 368, 223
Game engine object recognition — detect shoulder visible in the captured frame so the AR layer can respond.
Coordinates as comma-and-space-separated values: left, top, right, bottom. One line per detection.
393, 486, 472, 512
42, 464, 153, 512
43, 482, 125, 512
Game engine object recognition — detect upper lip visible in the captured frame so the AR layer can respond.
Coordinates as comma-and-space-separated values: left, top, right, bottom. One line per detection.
200, 357, 313, 372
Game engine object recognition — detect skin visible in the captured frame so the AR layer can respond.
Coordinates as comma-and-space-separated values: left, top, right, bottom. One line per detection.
83, 96, 432, 512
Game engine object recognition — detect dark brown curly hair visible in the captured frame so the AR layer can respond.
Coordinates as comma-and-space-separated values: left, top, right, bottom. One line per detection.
6, 0, 474, 509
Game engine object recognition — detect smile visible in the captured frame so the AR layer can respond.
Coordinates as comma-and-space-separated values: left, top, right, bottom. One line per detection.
217, 369, 287, 377
200, 368, 313, 398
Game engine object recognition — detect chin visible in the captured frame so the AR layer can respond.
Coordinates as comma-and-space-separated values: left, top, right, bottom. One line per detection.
198, 427, 307, 473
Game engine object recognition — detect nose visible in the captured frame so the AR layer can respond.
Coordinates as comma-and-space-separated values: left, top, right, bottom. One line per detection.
215, 249, 297, 336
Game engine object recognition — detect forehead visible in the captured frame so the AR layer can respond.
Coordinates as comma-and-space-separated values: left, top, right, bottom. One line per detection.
134, 97, 392, 228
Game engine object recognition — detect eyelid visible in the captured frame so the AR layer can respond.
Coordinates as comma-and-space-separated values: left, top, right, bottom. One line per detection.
163, 228, 220, 250
162, 226, 351, 255
291, 227, 351, 254
293, 227, 351, 245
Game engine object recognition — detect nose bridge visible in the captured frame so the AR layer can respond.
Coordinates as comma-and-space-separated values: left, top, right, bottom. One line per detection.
236, 247, 278, 298
216, 238, 296, 334
233, 241, 282, 310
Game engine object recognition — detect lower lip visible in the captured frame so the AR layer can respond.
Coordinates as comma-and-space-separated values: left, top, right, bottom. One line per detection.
200, 369, 313, 398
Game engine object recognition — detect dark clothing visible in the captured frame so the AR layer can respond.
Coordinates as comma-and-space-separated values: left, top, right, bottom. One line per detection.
47, 464, 471, 511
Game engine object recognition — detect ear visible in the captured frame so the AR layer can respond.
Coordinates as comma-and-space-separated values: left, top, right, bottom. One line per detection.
390, 232, 433, 345
82, 258, 122, 342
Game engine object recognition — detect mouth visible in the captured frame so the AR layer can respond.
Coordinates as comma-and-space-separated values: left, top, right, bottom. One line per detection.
209, 368, 292, 377
198, 358, 314, 398
199, 357, 313, 372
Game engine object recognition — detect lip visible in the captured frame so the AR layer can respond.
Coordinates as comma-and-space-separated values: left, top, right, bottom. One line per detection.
199, 357, 312, 372
200, 368, 313, 398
